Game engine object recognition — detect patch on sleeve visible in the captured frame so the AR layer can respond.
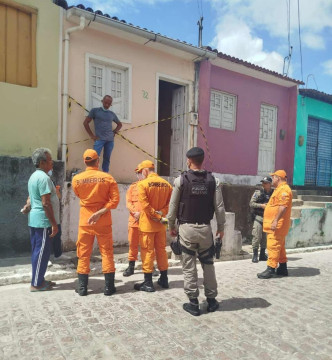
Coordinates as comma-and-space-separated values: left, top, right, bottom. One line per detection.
281, 192, 288, 201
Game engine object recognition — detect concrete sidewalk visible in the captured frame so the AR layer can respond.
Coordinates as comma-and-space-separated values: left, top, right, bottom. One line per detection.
1, 244, 332, 286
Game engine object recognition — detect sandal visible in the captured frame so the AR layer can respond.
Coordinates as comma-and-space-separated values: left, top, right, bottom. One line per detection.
30, 281, 52, 292
30, 285, 51, 292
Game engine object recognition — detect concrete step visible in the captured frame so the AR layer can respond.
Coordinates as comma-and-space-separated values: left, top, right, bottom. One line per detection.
298, 195, 332, 202
291, 204, 328, 219
302, 201, 332, 208
292, 199, 304, 206
296, 190, 320, 195
296, 189, 332, 196
292, 190, 298, 199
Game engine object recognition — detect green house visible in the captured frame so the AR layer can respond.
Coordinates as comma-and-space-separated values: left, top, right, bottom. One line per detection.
293, 89, 332, 186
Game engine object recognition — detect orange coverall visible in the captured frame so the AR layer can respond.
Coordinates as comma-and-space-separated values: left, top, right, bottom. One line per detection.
126, 181, 141, 261
263, 181, 292, 268
72, 166, 120, 274
137, 172, 172, 273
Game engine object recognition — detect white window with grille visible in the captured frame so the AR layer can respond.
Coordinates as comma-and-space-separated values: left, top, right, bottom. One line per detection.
87, 55, 131, 123
209, 90, 237, 131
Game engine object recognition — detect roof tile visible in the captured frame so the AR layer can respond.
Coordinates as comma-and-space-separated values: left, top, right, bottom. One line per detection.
299, 89, 332, 104
60, 2, 303, 85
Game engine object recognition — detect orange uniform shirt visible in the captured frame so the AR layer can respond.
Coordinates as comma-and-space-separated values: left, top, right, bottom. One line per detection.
72, 166, 120, 226
137, 172, 172, 233
263, 182, 293, 236
126, 181, 141, 228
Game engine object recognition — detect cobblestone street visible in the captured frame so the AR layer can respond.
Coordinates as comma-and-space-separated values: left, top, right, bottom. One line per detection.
0, 250, 331, 360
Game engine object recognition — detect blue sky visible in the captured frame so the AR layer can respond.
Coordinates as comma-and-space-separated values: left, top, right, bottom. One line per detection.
67, 0, 332, 94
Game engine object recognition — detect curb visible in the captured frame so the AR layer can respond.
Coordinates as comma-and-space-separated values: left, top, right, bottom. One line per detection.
1, 245, 331, 286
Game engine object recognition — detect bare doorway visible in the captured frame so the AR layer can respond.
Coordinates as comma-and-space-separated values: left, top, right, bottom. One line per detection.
158, 80, 186, 176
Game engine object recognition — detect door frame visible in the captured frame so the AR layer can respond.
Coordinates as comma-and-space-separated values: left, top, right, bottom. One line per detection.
257, 103, 278, 176
155, 73, 194, 173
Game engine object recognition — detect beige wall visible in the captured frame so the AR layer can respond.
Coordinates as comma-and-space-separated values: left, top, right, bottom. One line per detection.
65, 21, 195, 183
0, 0, 60, 157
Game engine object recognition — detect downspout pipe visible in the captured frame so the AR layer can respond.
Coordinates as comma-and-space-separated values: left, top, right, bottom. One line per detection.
62, 15, 86, 173
191, 61, 200, 148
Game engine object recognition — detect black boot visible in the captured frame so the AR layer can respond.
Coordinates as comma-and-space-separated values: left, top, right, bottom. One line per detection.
259, 248, 268, 261
252, 248, 258, 263
134, 273, 155, 292
276, 262, 288, 276
207, 298, 219, 312
104, 273, 116, 296
157, 270, 169, 289
183, 298, 200, 316
123, 261, 135, 277
76, 274, 88, 296
257, 266, 275, 279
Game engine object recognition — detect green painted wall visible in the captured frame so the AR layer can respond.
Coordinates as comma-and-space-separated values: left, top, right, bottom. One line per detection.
0, 0, 60, 158
293, 95, 332, 186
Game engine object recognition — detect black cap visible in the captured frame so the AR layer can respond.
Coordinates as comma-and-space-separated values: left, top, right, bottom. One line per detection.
186, 147, 204, 158
261, 176, 272, 184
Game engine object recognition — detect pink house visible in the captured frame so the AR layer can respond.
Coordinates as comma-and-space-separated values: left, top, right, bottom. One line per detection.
198, 55, 303, 185
56, 4, 218, 183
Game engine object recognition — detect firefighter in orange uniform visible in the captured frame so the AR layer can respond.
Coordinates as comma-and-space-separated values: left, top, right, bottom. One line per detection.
134, 160, 172, 292
72, 149, 120, 295
123, 167, 142, 277
258, 170, 292, 279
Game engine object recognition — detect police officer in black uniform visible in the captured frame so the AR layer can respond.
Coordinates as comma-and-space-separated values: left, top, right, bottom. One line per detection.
249, 176, 274, 263
167, 147, 226, 316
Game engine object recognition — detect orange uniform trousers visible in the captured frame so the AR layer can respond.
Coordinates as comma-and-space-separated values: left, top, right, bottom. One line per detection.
128, 226, 140, 261
76, 225, 115, 274
140, 230, 168, 273
266, 233, 287, 269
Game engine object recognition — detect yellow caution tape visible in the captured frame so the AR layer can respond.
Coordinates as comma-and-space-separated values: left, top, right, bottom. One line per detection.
65, 96, 184, 172
66, 95, 213, 173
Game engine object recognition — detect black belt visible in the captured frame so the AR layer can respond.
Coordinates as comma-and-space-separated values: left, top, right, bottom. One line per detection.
179, 221, 210, 225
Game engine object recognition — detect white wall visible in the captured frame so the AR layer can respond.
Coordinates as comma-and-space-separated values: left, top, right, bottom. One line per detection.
213, 172, 264, 186
287, 205, 332, 248
61, 182, 242, 255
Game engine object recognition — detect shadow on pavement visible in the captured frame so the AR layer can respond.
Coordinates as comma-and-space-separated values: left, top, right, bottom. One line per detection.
115, 280, 140, 294
219, 297, 271, 311
49, 281, 76, 292
288, 267, 320, 277
287, 257, 302, 261
166, 280, 184, 289
167, 268, 184, 276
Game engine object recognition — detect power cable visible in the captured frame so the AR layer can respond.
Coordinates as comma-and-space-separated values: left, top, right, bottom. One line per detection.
297, 0, 304, 83
306, 74, 318, 90
283, 0, 292, 76
197, 0, 203, 18
287, 0, 291, 49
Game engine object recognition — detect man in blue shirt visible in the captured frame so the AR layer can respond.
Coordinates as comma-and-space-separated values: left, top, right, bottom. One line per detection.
83, 95, 122, 173
23, 148, 59, 291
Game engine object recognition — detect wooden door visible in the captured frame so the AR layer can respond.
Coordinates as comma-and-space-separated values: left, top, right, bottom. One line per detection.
258, 104, 277, 175
170, 87, 186, 176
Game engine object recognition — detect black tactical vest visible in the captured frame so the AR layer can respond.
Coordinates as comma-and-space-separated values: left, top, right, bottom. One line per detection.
253, 189, 274, 217
177, 170, 216, 224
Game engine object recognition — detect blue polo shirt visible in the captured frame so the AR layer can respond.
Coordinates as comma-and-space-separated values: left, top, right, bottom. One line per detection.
88, 107, 120, 141
28, 169, 60, 228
